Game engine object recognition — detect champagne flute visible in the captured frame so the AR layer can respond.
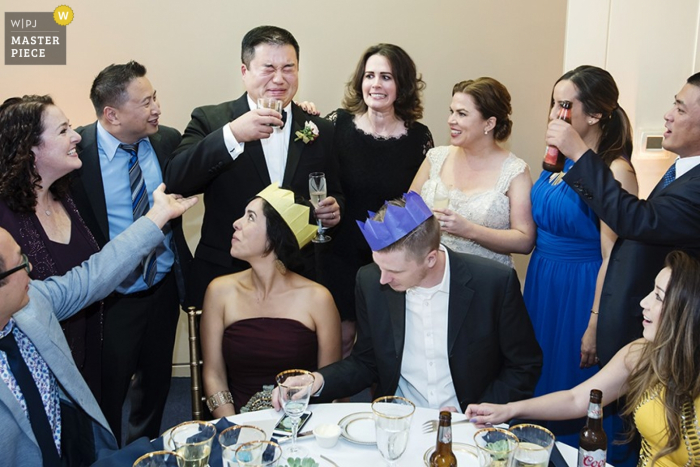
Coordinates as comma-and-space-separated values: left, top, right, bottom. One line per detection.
275, 369, 315, 459
371, 396, 415, 466
309, 172, 331, 243
433, 183, 451, 210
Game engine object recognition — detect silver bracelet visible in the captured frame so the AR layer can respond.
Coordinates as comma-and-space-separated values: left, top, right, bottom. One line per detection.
206, 390, 234, 412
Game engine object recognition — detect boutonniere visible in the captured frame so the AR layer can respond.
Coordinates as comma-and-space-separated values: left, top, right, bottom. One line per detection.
295, 121, 320, 144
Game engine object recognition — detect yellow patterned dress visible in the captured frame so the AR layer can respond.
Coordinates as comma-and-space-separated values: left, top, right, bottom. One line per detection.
634, 385, 700, 466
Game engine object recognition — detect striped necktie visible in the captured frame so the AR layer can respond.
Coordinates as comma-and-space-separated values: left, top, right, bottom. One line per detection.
661, 161, 676, 188
120, 142, 157, 287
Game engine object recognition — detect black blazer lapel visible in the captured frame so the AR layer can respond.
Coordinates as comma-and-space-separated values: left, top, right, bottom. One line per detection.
283, 103, 305, 188
75, 124, 110, 243
447, 251, 474, 354
234, 94, 271, 186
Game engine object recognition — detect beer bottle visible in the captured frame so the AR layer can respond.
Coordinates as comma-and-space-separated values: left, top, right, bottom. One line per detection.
542, 100, 572, 173
577, 389, 607, 467
429, 411, 457, 466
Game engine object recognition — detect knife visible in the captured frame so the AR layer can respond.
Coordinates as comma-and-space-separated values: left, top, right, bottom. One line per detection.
277, 430, 314, 443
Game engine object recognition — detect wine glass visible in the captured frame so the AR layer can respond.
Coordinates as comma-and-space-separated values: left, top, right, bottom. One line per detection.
132, 450, 185, 467
220, 425, 267, 466
235, 440, 283, 466
308, 172, 331, 243
371, 396, 415, 466
169, 420, 216, 467
275, 369, 315, 459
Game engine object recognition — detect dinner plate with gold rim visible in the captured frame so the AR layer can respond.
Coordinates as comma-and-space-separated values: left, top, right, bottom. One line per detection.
423, 442, 477, 466
338, 412, 376, 445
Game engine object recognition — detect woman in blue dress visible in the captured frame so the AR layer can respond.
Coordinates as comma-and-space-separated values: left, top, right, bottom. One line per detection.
523, 66, 638, 453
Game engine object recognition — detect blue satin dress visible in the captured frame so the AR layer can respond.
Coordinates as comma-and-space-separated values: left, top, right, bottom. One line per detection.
524, 159, 605, 447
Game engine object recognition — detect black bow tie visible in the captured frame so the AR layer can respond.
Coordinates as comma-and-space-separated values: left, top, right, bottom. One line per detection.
280, 110, 288, 129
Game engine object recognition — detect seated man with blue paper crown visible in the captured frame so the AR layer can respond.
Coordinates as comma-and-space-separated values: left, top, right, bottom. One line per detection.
273, 191, 542, 412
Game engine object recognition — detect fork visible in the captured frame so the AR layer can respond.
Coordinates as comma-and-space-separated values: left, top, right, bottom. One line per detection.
421, 418, 471, 434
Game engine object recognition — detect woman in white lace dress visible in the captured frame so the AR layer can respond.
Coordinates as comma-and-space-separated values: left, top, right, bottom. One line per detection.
410, 77, 535, 267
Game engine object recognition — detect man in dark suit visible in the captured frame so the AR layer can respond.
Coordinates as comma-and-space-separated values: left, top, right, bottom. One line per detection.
70, 61, 192, 444
549, 72, 700, 366
164, 25, 343, 308
273, 193, 542, 411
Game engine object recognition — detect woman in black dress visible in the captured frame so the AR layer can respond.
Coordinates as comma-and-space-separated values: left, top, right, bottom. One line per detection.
322, 44, 433, 355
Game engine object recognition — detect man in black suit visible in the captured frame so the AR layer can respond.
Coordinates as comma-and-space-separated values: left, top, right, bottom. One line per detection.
71, 61, 192, 444
164, 25, 343, 308
274, 193, 542, 411
549, 72, 700, 366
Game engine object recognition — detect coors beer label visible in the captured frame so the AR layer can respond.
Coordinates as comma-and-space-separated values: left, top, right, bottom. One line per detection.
578, 447, 606, 467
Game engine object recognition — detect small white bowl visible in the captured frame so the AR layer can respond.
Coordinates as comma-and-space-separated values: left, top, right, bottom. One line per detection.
313, 424, 341, 448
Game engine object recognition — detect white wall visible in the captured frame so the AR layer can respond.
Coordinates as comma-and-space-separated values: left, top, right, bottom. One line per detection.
565, 0, 700, 197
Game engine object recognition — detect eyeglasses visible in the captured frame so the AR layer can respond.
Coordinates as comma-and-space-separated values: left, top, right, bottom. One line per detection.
0, 253, 30, 280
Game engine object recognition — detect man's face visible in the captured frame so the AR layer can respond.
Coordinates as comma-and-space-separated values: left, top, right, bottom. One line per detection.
372, 248, 430, 292
112, 76, 161, 144
663, 82, 700, 157
0, 229, 31, 327
242, 43, 299, 107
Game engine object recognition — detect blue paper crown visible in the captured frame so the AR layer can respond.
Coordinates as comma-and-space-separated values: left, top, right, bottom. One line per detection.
356, 191, 434, 251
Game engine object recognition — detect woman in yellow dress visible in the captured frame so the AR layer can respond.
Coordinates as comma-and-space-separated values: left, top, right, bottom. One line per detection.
466, 250, 700, 467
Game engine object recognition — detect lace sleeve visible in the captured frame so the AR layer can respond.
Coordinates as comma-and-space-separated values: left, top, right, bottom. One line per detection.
496, 154, 528, 193
421, 127, 435, 157
324, 109, 339, 126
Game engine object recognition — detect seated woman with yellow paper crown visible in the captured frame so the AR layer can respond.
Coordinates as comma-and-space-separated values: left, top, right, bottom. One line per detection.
200, 184, 341, 417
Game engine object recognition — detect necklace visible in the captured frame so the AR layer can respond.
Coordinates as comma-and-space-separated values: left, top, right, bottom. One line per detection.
366, 114, 404, 138
44, 209, 51, 216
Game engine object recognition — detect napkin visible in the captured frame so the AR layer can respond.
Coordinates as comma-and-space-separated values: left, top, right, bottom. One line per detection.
91, 436, 164, 466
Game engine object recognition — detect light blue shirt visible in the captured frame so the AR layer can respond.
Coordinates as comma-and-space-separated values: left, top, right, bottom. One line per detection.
96, 121, 174, 293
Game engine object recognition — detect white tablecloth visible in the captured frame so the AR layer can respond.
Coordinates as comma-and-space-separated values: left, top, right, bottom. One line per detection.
225, 402, 590, 467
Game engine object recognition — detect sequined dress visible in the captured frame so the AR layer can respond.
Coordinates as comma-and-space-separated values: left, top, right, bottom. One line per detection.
635, 385, 700, 467
420, 146, 527, 267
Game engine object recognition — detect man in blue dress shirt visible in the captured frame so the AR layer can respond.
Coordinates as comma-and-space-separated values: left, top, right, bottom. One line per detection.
70, 61, 193, 444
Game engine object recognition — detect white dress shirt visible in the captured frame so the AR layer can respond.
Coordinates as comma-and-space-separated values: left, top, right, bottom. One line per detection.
221, 96, 292, 186
396, 246, 460, 409
675, 154, 700, 179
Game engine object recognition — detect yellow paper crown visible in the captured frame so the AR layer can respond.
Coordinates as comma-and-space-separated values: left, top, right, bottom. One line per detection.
257, 183, 318, 249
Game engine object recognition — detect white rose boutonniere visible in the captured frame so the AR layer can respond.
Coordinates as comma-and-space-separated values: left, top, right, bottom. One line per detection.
295, 121, 320, 144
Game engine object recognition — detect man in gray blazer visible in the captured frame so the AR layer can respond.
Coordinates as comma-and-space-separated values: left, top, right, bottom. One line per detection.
0, 186, 196, 466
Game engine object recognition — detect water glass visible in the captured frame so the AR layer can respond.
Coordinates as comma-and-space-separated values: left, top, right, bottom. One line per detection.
220, 425, 267, 466
235, 440, 282, 466
371, 396, 415, 466
133, 450, 185, 467
474, 427, 519, 467
509, 424, 555, 467
275, 369, 315, 458
170, 420, 217, 467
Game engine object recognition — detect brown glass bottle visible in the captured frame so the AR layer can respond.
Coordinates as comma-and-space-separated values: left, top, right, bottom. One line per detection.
577, 389, 607, 467
542, 100, 572, 173
429, 411, 457, 466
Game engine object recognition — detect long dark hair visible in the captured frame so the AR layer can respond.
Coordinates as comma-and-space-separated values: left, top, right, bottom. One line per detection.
623, 251, 700, 465
553, 65, 633, 166
343, 43, 425, 127
0, 95, 70, 213
259, 198, 302, 271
